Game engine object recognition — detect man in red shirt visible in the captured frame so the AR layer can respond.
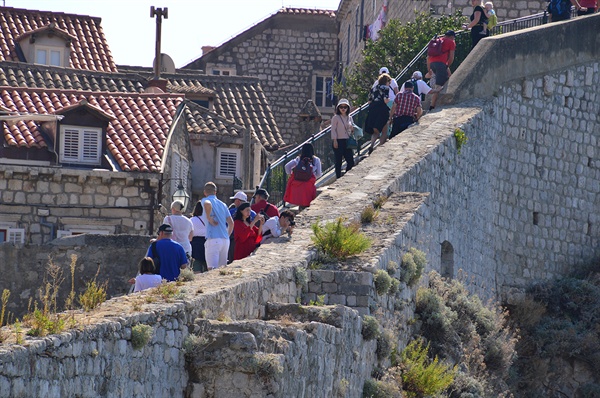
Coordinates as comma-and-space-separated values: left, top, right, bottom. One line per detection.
427, 30, 456, 110
573, 0, 598, 15
389, 81, 423, 139
251, 189, 280, 219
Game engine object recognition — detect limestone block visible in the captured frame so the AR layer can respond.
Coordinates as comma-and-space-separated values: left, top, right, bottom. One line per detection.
322, 283, 338, 294
584, 67, 593, 85
522, 80, 533, 98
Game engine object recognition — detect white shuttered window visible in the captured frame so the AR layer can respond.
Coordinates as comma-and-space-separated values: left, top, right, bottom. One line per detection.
216, 148, 240, 178
60, 125, 102, 164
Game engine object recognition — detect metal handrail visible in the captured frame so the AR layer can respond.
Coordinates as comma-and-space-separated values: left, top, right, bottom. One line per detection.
258, 10, 556, 207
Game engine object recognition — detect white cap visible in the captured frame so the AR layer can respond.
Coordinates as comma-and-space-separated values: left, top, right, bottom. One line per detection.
229, 191, 247, 201
379, 67, 389, 74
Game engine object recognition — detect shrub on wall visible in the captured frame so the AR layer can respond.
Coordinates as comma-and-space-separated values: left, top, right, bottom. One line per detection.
400, 248, 426, 287
362, 315, 381, 341
400, 339, 456, 398
311, 218, 371, 260
131, 324, 153, 350
374, 270, 393, 295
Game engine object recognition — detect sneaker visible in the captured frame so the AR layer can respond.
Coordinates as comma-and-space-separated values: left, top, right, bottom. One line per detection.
368, 146, 374, 155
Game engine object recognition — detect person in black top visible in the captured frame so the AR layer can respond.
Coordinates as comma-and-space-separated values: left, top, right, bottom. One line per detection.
465, 0, 489, 49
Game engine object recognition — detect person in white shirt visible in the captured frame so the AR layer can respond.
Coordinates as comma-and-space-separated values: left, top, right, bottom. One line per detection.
372, 67, 399, 105
133, 257, 162, 292
262, 210, 295, 241
163, 200, 194, 257
400, 71, 432, 101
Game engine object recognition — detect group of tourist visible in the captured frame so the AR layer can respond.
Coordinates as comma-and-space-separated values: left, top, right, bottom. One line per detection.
129, 182, 295, 292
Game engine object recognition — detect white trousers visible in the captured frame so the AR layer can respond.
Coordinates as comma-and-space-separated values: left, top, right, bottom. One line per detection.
204, 238, 230, 269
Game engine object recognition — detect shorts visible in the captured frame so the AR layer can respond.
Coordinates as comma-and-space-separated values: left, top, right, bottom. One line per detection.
430, 62, 449, 87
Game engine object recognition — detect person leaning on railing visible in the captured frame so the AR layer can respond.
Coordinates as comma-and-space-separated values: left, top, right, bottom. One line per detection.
572, 0, 598, 15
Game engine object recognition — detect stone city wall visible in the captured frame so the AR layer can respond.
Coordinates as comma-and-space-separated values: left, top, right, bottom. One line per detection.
0, 165, 157, 244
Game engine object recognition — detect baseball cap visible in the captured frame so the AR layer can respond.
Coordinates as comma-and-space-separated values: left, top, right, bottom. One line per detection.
230, 191, 248, 201
379, 67, 390, 74
158, 224, 173, 233
404, 80, 414, 89
445, 30, 456, 37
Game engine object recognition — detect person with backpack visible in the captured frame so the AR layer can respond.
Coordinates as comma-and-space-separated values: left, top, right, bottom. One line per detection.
548, 0, 574, 20
389, 80, 423, 139
426, 30, 456, 111
400, 71, 432, 102
331, 98, 356, 179
464, 0, 489, 48
283, 143, 323, 208
145, 224, 188, 281
365, 73, 392, 155
251, 188, 280, 219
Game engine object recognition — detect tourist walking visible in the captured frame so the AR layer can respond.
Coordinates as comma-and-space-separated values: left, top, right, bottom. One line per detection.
331, 98, 355, 179
365, 73, 391, 154
389, 81, 423, 139
427, 30, 456, 111
465, 0, 489, 48
190, 200, 208, 273
283, 143, 323, 208
163, 200, 194, 258
145, 224, 188, 282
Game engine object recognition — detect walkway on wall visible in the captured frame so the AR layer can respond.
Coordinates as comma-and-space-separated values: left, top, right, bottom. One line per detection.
257, 10, 572, 208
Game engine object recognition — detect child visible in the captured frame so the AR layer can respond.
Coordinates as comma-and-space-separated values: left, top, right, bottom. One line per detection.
482, 2, 497, 35
133, 257, 162, 292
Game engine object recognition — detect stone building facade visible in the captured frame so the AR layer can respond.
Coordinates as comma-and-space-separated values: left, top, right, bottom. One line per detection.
184, 8, 338, 146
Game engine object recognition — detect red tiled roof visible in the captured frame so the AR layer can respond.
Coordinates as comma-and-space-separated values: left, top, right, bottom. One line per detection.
185, 100, 246, 139
0, 7, 117, 72
0, 87, 184, 172
278, 7, 336, 18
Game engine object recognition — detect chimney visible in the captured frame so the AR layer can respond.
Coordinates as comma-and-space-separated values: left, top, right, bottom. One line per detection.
202, 46, 216, 55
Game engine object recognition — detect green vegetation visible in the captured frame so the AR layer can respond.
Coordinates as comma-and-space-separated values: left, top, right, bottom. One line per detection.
454, 128, 468, 154
308, 294, 326, 307
415, 271, 516, 396
509, 263, 600, 396
374, 270, 393, 295
294, 267, 309, 290
400, 248, 426, 287
362, 378, 401, 398
360, 205, 378, 224
376, 329, 395, 360
177, 268, 195, 282
362, 315, 380, 341
79, 280, 107, 312
400, 339, 456, 398
249, 352, 284, 379
153, 282, 179, 301
388, 278, 401, 295
336, 11, 467, 105
130, 324, 153, 350
386, 261, 398, 277
183, 334, 210, 359
311, 218, 371, 260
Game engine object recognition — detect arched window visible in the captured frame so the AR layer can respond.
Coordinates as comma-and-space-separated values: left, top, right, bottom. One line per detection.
441, 241, 454, 279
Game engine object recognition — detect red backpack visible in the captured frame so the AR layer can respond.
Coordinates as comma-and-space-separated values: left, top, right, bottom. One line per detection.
293, 157, 313, 181
427, 35, 444, 57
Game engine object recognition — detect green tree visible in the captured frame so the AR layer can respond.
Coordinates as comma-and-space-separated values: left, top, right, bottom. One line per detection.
336, 11, 466, 105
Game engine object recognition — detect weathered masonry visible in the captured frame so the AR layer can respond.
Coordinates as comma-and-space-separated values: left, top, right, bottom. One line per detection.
0, 15, 598, 398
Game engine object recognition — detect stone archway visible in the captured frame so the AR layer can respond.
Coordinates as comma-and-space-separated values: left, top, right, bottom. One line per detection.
441, 241, 454, 279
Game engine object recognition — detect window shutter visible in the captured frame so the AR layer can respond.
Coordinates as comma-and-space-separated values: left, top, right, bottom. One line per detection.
82, 129, 101, 162
7, 228, 25, 244
62, 128, 80, 161
219, 151, 238, 176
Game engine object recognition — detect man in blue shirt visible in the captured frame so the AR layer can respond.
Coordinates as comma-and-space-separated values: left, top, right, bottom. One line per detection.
146, 224, 188, 281
202, 182, 234, 270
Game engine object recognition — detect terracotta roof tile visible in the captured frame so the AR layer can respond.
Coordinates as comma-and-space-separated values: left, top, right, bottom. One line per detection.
278, 7, 336, 18
0, 6, 117, 72
0, 86, 183, 172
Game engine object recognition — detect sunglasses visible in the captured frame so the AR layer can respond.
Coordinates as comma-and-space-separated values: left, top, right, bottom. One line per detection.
338, 105, 349, 109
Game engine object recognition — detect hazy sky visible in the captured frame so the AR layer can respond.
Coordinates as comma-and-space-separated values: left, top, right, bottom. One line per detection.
7, 0, 341, 68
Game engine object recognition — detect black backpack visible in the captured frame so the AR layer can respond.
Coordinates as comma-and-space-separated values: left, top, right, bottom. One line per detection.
548, 0, 571, 20
150, 241, 161, 275
293, 157, 313, 181
411, 79, 420, 97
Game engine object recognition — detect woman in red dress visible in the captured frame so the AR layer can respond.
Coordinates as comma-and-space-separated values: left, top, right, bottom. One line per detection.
283, 143, 323, 207
233, 202, 264, 261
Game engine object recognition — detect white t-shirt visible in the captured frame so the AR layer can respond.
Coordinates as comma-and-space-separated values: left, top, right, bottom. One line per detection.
400, 80, 432, 97
134, 274, 162, 292
191, 214, 208, 237
164, 214, 194, 255
262, 216, 283, 239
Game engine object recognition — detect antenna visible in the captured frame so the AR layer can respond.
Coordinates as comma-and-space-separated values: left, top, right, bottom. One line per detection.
150, 6, 168, 80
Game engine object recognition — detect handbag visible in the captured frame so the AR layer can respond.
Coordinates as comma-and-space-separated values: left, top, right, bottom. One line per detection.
353, 124, 364, 140
347, 136, 358, 150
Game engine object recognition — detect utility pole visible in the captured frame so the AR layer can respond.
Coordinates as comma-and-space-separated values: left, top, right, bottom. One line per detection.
150, 6, 168, 80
